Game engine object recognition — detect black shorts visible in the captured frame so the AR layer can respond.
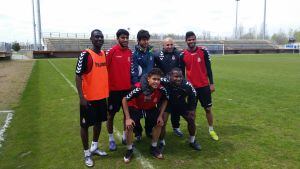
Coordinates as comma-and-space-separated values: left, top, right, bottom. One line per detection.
129, 107, 160, 130
80, 99, 107, 128
195, 85, 212, 109
108, 90, 130, 114
168, 104, 189, 117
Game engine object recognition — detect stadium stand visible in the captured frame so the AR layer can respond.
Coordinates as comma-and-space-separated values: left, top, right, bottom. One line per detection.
39, 36, 295, 58
44, 38, 277, 51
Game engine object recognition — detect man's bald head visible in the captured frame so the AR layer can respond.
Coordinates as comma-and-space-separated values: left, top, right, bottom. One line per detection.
163, 37, 174, 52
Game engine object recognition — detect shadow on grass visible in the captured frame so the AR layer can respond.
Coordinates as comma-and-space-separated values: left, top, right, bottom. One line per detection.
91, 124, 258, 168
219, 124, 258, 136
156, 124, 258, 159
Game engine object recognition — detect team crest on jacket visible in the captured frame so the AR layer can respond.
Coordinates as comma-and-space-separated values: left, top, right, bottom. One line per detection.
159, 52, 164, 60
197, 57, 201, 62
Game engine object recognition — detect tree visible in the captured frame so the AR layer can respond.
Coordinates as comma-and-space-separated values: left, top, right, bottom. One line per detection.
293, 29, 300, 42
258, 24, 270, 39
201, 31, 211, 40
12, 42, 21, 52
271, 30, 288, 45
232, 24, 244, 39
237, 24, 244, 39
241, 27, 257, 39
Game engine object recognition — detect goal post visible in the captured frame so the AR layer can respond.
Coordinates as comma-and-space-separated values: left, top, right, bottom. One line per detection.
197, 43, 225, 55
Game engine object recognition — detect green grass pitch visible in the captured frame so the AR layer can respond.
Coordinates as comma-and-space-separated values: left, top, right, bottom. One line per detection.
0, 54, 299, 168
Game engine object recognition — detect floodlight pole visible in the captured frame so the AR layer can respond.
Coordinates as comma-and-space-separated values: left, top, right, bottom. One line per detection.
235, 0, 240, 39
36, 0, 42, 50
263, 0, 267, 39
32, 0, 37, 50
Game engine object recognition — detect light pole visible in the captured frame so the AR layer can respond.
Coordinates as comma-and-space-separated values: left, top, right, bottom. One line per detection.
32, 0, 37, 50
263, 0, 267, 39
235, 0, 240, 39
36, 0, 42, 50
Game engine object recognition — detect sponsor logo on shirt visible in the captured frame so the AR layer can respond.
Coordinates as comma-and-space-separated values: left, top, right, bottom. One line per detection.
95, 62, 106, 67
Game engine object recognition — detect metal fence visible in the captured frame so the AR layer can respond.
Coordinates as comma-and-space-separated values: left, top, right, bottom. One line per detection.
43, 32, 189, 40
43, 32, 118, 39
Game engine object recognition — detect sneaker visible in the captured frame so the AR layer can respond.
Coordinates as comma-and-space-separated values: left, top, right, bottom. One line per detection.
135, 135, 142, 142
84, 155, 94, 167
122, 138, 126, 145
158, 142, 165, 152
91, 148, 108, 156
173, 128, 184, 137
123, 149, 134, 163
209, 130, 219, 141
189, 141, 201, 151
109, 141, 117, 151
150, 146, 163, 159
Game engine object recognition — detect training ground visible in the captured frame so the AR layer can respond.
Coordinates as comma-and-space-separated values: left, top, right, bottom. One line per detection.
0, 54, 299, 169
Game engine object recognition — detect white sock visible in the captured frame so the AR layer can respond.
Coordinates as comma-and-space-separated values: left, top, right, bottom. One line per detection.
209, 126, 214, 132
190, 136, 195, 143
109, 134, 115, 142
122, 131, 126, 140
84, 149, 91, 157
90, 141, 98, 151
151, 142, 157, 147
174, 128, 179, 131
160, 139, 166, 146
127, 144, 133, 150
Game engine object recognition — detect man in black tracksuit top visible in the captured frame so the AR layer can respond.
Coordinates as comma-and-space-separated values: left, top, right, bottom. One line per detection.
159, 67, 201, 150
154, 37, 185, 137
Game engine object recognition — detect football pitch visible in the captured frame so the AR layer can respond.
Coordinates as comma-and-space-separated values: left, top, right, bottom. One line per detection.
0, 54, 299, 169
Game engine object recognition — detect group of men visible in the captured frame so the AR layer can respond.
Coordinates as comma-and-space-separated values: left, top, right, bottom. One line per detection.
75, 28, 219, 167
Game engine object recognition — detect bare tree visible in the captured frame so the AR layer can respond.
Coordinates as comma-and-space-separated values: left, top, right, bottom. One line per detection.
201, 31, 211, 40
258, 24, 270, 39
271, 29, 288, 45
241, 27, 257, 39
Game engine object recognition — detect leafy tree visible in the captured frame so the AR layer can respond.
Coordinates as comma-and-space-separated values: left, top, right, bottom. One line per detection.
12, 42, 21, 52
293, 30, 300, 42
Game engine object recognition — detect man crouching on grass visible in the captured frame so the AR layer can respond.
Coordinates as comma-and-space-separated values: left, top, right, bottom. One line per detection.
121, 68, 168, 163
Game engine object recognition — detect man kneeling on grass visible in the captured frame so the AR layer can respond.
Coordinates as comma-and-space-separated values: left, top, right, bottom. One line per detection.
121, 68, 168, 163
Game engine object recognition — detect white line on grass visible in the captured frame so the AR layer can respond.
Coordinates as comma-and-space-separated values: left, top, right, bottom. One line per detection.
48, 59, 155, 169
0, 110, 15, 113
48, 59, 78, 93
0, 110, 14, 148
115, 131, 154, 169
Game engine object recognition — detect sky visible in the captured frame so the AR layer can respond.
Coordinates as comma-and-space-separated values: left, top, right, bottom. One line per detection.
0, 0, 299, 43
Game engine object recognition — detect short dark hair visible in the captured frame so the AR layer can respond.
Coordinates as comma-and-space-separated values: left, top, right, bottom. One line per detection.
147, 68, 163, 78
185, 31, 196, 40
170, 67, 182, 74
116, 29, 129, 38
137, 29, 150, 41
90, 29, 102, 38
